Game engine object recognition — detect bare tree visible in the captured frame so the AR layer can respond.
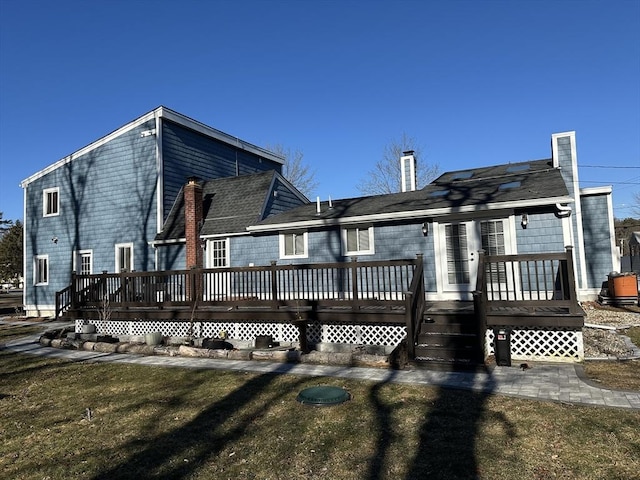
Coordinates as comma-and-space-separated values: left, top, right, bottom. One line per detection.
267, 144, 318, 198
357, 133, 440, 195
634, 191, 640, 217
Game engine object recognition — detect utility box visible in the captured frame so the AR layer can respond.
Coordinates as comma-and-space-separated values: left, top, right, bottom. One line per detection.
494, 328, 512, 366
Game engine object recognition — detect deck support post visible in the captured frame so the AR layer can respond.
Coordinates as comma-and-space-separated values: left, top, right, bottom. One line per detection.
296, 321, 309, 353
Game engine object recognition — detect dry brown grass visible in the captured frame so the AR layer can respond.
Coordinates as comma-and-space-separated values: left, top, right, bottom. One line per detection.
1, 345, 639, 480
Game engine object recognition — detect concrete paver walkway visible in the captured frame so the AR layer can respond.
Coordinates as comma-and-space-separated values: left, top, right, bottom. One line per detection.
3, 321, 640, 410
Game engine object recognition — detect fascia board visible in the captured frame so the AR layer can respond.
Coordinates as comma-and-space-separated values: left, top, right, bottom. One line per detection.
152, 231, 248, 246
246, 195, 574, 233
158, 107, 285, 165
21, 109, 159, 187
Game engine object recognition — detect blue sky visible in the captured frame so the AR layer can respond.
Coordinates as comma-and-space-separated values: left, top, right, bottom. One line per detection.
1, 0, 639, 222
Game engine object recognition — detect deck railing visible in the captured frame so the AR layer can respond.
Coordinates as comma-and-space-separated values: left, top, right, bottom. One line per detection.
404, 254, 425, 359
475, 246, 583, 327
58, 257, 421, 315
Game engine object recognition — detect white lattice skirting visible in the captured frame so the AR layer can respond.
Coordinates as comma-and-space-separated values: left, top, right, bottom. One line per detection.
486, 327, 584, 362
76, 320, 407, 347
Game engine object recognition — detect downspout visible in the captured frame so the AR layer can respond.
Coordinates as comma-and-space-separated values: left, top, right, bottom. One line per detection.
555, 203, 572, 217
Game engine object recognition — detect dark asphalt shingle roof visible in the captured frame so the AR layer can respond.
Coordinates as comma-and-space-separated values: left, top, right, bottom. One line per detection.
155, 171, 277, 241
253, 159, 570, 227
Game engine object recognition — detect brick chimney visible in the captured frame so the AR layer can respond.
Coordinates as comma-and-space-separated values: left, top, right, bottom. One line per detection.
184, 177, 203, 269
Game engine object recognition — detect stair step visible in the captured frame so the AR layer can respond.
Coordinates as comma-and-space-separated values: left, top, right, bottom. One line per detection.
415, 345, 482, 361
412, 357, 489, 372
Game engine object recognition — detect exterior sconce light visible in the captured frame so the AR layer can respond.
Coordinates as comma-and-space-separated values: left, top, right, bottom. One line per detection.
200, 239, 207, 250
51, 236, 58, 244
421, 222, 429, 236
521, 213, 528, 229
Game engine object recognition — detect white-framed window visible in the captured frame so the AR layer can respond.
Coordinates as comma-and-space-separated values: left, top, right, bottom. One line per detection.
207, 238, 229, 268
280, 232, 308, 259
43, 187, 59, 217
115, 243, 133, 272
342, 226, 375, 256
73, 250, 93, 275
34, 255, 49, 285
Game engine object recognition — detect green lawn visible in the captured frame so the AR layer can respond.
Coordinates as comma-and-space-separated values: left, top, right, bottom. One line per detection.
1, 343, 639, 480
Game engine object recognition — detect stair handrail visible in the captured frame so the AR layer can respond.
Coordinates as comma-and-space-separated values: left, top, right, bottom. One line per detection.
405, 254, 425, 359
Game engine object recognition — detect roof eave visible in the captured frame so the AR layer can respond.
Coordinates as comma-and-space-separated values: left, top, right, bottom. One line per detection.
246, 195, 575, 233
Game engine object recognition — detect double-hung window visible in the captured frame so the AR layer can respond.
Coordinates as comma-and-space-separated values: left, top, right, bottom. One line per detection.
34, 255, 49, 285
280, 232, 307, 259
342, 226, 374, 256
115, 243, 133, 272
43, 187, 59, 217
207, 239, 229, 268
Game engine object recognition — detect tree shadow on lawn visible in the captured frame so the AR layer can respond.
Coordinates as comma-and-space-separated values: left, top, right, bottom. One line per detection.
366, 370, 516, 480
91, 363, 306, 480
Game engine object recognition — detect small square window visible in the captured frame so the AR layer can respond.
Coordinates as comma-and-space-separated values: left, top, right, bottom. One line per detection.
43, 188, 59, 217
280, 232, 308, 259
342, 226, 374, 256
34, 255, 49, 285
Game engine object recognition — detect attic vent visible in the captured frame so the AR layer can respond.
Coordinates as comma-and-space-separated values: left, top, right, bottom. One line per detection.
498, 181, 521, 190
451, 171, 473, 180
506, 164, 530, 173
429, 189, 450, 197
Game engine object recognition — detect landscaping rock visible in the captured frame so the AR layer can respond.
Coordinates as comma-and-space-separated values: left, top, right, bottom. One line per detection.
94, 342, 119, 353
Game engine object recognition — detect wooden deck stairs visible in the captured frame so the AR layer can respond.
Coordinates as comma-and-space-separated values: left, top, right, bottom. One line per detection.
412, 303, 485, 371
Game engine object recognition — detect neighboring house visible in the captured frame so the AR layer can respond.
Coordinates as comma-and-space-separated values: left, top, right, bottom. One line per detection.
622, 231, 640, 274
21, 106, 288, 317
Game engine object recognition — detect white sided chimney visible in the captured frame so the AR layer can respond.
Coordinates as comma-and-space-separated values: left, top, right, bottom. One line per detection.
400, 150, 417, 192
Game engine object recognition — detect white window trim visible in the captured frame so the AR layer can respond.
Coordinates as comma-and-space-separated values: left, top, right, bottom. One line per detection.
115, 243, 134, 272
206, 238, 230, 268
43, 187, 60, 217
279, 232, 308, 259
342, 226, 375, 256
34, 255, 49, 286
73, 249, 93, 274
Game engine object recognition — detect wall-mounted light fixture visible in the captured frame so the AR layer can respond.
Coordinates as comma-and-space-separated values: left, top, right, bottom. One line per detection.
421, 222, 429, 236
51, 236, 58, 244
521, 213, 528, 229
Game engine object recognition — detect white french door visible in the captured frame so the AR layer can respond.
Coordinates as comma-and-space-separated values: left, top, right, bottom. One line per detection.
436, 219, 513, 296
205, 238, 230, 300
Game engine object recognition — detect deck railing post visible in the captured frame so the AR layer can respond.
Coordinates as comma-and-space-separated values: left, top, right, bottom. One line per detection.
405, 291, 415, 359
564, 246, 580, 313
350, 256, 359, 308
473, 249, 488, 360
270, 261, 278, 306
70, 272, 77, 309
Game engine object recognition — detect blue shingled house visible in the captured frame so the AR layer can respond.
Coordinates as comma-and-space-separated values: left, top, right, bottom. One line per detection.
22, 108, 618, 365
20, 106, 306, 317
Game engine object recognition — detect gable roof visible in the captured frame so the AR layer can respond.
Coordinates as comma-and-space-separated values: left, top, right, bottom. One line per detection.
248, 159, 572, 232
21, 106, 284, 188
155, 170, 287, 241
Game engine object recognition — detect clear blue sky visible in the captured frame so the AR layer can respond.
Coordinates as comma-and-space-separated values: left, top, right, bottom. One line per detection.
1, 0, 639, 222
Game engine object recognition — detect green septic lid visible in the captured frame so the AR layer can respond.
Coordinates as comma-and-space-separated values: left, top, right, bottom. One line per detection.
297, 386, 350, 406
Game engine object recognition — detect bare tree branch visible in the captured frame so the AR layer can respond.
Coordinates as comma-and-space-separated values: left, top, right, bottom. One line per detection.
267, 144, 318, 198
357, 133, 440, 195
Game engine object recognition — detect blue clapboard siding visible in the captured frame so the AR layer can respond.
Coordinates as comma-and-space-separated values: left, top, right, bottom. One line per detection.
515, 212, 565, 254
24, 120, 159, 308
161, 120, 282, 219
580, 194, 615, 288
230, 222, 437, 291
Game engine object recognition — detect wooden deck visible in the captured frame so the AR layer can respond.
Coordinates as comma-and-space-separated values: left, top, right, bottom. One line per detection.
57, 249, 585, 363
